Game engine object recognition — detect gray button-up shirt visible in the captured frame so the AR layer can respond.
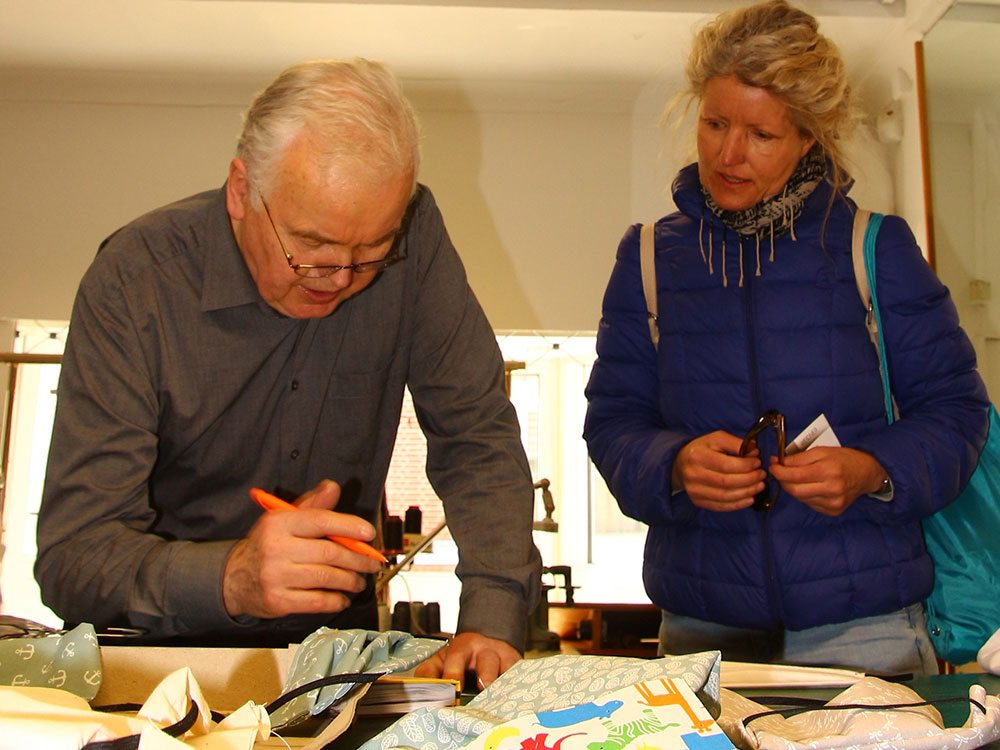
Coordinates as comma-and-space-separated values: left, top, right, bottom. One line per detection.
35, 184, 541, 648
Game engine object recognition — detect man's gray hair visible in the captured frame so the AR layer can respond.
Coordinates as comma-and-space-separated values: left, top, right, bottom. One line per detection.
237, 58, 421, 202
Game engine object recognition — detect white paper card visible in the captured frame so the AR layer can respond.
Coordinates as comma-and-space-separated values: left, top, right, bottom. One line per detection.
786, 413, 841, 456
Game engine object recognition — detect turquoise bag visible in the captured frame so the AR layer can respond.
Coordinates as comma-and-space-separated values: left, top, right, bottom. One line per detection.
854, 210, 1000, 665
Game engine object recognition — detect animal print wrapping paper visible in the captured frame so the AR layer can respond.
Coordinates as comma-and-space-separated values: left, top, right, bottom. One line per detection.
358, 651, 725, 750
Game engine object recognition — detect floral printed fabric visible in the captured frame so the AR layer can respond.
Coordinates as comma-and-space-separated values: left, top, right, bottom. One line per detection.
358, 651, 723, 750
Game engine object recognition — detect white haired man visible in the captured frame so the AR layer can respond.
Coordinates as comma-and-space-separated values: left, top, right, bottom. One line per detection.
36, 58, 541, 686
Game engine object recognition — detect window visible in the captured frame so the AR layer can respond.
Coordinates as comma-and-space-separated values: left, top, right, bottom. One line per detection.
0, 319, 68, 626
497, 332, 647, 607
383, 331, 650, 634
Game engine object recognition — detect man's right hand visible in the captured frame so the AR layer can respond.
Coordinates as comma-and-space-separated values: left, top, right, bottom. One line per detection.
221, 479, 383, 618
672, 430, 766, 512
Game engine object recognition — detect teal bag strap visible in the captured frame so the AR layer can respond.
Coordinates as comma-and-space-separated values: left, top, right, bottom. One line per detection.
863, 213, 893, 424
851, 209, 895, 422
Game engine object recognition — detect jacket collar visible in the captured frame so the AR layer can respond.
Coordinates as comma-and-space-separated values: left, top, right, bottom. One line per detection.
671, 158, 852, 228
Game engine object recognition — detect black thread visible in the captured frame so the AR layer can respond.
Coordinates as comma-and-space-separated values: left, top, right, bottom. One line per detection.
742, 696, 987, 727
265, 671, 386, 715
82, 703, 200, 750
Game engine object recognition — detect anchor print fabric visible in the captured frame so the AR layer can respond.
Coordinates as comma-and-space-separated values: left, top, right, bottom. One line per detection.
0, 623, 101, 700
359, 651, 725, 750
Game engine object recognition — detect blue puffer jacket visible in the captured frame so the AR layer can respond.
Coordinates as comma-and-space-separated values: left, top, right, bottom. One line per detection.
584, 162, 990, 631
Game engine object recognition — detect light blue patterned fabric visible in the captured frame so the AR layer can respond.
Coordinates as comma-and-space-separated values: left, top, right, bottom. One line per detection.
0, 622, 102, 700
270, 628, 445, 729
359, 651, 723, 750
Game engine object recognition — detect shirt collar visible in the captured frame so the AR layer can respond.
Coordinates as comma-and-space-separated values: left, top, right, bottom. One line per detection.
200, 184, 272, 313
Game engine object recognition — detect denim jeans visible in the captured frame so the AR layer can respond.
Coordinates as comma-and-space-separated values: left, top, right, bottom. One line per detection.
658, 603, 939, 677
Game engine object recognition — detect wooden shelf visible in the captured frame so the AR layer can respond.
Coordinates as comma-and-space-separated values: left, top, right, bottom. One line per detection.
548, 602, 660, 658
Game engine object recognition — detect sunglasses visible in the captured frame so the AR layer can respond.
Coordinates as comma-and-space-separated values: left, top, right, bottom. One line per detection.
738, 409, 786, 512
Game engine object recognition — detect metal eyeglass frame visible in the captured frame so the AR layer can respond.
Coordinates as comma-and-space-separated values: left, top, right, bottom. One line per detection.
259, 193, 408, 278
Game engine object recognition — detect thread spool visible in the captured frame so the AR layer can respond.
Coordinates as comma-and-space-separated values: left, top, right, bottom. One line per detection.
392, 601, 410, 631
384, 514, 403, 553
377, 602, 391, 631
424, 602, 441, 634
404, 506, 423, 552
410, 601, 426, 634
404, 506, 423, 535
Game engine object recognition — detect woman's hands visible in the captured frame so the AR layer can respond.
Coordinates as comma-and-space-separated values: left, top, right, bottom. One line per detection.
769, 447, 888, 516
672, 431, 765, 511
673, 435, 888, 516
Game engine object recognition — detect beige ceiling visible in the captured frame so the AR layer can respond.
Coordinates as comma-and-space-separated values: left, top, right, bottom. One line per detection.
9, 1, 998, 116
3, 0, 911, 93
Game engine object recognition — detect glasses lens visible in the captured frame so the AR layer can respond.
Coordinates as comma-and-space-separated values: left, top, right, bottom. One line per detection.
288, 208, 409, 278
353, 238, 405, 274
352, 258, 392, 274
292, 256, 395, 278
293, 266, 334, 279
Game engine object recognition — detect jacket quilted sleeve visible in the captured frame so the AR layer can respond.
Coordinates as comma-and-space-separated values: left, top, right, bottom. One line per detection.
851, 214, 989, 523
584, 224, 693, 527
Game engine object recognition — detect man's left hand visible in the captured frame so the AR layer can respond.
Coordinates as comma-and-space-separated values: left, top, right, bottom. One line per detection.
413, 632, 521, 688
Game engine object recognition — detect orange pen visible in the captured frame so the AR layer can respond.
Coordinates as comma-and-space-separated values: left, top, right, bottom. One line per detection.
249, 487, 387, 563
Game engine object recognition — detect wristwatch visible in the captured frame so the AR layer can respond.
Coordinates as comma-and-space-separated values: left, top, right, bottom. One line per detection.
872, 475, 893, 501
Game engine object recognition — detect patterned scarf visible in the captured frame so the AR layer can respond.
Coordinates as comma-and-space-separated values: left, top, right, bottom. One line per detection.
698, 144, 828, 286
702, 143, 827, 237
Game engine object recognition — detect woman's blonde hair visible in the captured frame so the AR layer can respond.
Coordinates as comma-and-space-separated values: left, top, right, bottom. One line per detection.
676, 0, 861, 193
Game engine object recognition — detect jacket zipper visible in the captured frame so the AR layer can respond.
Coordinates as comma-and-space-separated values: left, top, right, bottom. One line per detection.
741, 233, 785, 629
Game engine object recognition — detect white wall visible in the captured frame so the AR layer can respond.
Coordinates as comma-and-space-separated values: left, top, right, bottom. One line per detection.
0, 7, 922, 332
1, 102, 236, 322
412, 82, 638, 330
0, 72, 641, 332
928, 113, 975, 307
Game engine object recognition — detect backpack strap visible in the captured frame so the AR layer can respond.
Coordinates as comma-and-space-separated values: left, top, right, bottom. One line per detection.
640, 223, 659, 350
852, 208, 873, 315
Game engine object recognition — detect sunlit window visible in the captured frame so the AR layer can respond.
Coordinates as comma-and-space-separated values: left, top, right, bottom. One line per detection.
0, 319, 68, 626
384, 331, 650, 632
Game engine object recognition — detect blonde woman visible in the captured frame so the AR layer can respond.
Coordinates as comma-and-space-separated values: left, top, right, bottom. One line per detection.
584, 0, 987, 675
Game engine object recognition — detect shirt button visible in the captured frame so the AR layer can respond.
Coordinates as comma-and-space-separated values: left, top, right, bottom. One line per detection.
291, 380, 299, 391
290, 449, 300, 460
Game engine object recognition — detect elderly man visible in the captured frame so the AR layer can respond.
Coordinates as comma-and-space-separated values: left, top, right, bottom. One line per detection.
35, 58, 540, 685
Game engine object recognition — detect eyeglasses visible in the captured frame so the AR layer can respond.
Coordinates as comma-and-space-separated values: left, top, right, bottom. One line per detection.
739, 409, 786, 512
259, 194, 408, 278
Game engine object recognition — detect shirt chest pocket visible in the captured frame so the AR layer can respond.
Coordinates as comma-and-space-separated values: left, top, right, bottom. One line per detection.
317, 362, 401, 468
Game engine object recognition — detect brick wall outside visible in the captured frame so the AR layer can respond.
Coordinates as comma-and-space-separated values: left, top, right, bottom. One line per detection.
384, 389, 449, 541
